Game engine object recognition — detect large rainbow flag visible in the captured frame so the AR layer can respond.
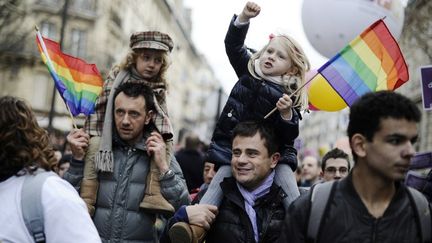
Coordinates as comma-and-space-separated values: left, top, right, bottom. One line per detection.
36, 31, 103, 116
308, 19, 409, 111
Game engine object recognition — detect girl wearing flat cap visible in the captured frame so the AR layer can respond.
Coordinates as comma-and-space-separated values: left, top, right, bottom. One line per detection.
80, 30, 177, 215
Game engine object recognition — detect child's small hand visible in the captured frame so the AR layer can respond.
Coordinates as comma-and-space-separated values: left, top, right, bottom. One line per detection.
276, 94, 293, 120
238, 2, 261, 22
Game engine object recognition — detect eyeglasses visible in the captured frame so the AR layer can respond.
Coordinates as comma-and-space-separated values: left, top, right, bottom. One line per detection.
324, 166, 349, 175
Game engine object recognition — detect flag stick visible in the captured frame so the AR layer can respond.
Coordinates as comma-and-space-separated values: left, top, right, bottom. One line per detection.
64, 105, 78, 129
263, 73, 317, 119
35, 25, 77, 130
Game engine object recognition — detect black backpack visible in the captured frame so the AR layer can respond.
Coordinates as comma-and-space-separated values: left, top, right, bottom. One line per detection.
307, 180, 431, 243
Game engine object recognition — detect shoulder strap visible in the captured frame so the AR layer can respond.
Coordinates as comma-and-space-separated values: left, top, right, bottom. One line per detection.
407, 187, 431, 243
307, 181, 336, 243
21, 170, 57, 243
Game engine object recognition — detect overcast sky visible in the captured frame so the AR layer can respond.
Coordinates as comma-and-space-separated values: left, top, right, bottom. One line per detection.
183, 0, 328, 93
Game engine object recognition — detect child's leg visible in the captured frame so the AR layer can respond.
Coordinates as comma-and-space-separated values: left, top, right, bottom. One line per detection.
198, 165, 231, 206
140, 140, 174, 213
274, 164, 300, 210
80, 136, 101, 216
80, 179, 99, 215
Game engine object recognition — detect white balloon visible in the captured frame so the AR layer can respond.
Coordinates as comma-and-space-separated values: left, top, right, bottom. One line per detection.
302, 0, 405, 58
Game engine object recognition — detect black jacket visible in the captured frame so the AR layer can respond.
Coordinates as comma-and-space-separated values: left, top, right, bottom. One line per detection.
206, 15, 299, 170
175, 149, 204, 192
205, 177, 286, 243
279, 173, 429, 243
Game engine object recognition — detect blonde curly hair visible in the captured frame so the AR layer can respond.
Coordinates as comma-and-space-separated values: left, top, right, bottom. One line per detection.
248, 35, 311, 111
0, 96, 57, 181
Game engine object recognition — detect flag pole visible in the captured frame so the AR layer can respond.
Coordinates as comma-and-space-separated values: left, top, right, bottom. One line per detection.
35, 26, 77, 130
264, 74, 317, 119
65, 106, 78, 129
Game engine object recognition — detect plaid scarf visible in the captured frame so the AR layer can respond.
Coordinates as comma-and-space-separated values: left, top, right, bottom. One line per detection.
92, 67, 173, 172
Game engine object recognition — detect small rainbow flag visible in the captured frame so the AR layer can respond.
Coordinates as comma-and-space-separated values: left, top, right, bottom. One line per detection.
308, 19, 409, 111
36, 30, 103, 116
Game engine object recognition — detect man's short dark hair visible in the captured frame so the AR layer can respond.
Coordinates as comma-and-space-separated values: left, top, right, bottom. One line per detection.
59, 154, 72, 166
113, 82, 155, 112
232, 121, 279, 155
184, 133, 201, 150
321, 148, 350, 171
348, 91, 421, 141
347, 91, 421, 160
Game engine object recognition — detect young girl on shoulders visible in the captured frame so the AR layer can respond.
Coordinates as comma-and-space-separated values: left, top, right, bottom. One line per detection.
171, 1, 310, 241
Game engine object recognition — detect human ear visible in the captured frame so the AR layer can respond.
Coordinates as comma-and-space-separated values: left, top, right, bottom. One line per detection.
270, 152, 280, 168
351, 134, 367, 158
285, 66, 299, 76
144, 110, 154, 125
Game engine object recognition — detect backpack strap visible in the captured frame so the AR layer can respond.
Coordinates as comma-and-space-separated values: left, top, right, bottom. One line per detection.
21, 170, 57, 243
307, 181, 337, 243
407, 187, 431, 243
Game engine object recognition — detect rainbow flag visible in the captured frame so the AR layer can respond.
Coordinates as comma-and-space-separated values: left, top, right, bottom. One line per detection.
308, 19, 409, 111
36, 31, 103, 116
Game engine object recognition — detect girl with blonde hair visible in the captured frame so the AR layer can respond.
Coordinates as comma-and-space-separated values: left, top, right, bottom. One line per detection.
170, 2, 310, 241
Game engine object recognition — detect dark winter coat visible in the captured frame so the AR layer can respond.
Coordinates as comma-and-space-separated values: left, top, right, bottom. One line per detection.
205, 177, 286, 243
175, 149, 204, 192
279, 173, 429, 243
206, 15, 299, 170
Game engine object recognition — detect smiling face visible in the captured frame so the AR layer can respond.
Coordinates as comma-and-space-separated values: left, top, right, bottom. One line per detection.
354, 118, 418, 181
114, 92, 152, 145
231, 133, 279, 191
258, 37, 293, 77
135, 49, 164, 79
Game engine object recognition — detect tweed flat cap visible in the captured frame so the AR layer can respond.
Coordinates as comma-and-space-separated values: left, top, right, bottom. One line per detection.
129, 31, 174, 52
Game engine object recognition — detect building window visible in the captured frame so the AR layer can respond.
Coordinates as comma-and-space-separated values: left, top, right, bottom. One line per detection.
32, 73, 50, 110
110, 9, 122, 28
71, 0, 96, 11
40, 21, 57, 39
70, 28, 87, 58
36, 0, 61, 5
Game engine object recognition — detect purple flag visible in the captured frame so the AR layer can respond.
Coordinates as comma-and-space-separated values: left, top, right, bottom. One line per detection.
420, 65, 432, 111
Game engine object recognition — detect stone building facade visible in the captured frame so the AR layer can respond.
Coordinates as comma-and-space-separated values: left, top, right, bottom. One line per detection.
398, 0, 432, 152
0, 0, 224, 143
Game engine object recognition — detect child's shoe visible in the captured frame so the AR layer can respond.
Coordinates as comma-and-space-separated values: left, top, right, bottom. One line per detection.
139, 161, 175, 214
169, 222, 206, 243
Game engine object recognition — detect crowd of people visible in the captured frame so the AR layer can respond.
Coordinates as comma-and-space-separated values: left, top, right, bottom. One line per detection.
1, 1, 431, 243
